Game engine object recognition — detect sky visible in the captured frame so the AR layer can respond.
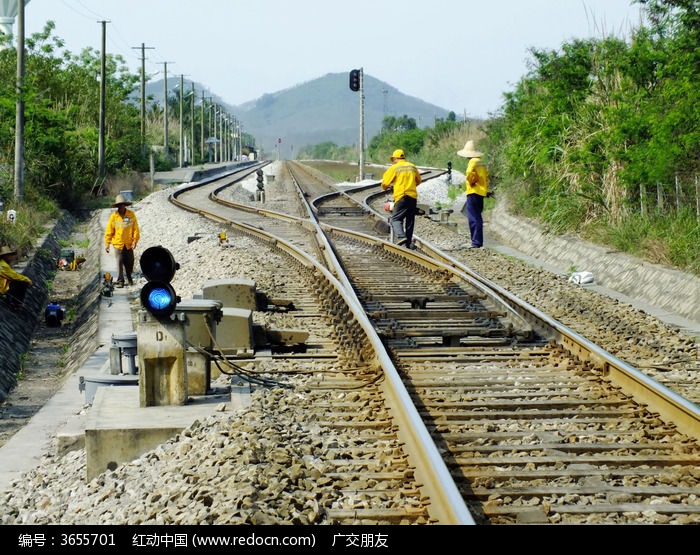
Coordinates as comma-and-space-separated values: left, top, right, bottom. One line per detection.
11, 0, 646, 119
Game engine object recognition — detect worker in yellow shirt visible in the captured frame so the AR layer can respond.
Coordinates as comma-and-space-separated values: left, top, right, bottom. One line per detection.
381, 149, 422, 249
457, 140, 489, 248
104, 194, 140, 287
0, 246, 33, 313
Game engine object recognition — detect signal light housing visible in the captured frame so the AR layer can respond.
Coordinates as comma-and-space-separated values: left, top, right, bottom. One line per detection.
349, 69, 361, 92
139, 246, 181, 319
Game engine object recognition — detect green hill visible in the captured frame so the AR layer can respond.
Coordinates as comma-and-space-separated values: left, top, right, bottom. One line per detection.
147, 72, 450, 159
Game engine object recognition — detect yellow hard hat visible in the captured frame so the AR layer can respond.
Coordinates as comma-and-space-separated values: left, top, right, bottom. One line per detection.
391, 149, 405, 160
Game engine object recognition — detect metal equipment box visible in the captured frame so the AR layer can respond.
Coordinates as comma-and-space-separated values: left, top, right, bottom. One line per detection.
198, 277, 257, 311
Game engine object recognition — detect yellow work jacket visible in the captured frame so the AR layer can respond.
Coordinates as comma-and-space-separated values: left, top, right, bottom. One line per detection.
104, 208, 140, 250
381, 160, 422, 202
0, 258, 31, 295
465, 157, 489, 197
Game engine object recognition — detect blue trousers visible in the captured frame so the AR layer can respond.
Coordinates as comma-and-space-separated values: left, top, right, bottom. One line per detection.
463, 194, 484, 247
390, 196, 417, 243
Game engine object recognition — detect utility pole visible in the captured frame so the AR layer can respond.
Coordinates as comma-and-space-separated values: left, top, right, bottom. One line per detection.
200, 91, 206, 162
132, 43, 154, 157
178, 74, 184, 167
224, 115, 230, 161
208, 100, 214, 163
234, 119, 238, 160
190, 81, 195, 165
13, 0, 25, 202
98, 20, 109, 180
218, 108, 225, 163
222, 116, 228, 162
238, 122, 243, 161
160, 62, 174, 160
212, 104, 219, 164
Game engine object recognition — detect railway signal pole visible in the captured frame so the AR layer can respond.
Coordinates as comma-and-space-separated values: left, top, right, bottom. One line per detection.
349, 68, 365, 182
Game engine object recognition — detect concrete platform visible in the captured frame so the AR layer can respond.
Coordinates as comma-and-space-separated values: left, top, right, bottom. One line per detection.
84, 386, 231, 480
0, 165, 236, 495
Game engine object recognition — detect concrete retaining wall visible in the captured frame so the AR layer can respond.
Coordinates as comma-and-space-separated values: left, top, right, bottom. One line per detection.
0, 214, 76, 401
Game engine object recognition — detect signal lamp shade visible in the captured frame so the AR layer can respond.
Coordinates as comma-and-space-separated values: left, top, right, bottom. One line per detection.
140, 246, 179, 282
140, 281, 178, 319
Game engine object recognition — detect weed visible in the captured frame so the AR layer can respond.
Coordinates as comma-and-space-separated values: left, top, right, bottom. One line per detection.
16, 353, 27, 380
36, 248, 53, 260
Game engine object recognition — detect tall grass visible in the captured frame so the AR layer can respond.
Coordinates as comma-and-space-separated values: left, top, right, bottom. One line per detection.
0, 198, 58, 258
592, 209, 700, 274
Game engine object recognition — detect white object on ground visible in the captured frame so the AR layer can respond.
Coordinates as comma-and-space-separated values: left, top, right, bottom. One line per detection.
568, 271, 594, 285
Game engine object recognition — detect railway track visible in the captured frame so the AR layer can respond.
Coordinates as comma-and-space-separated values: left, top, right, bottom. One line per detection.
169, 160, 700, 524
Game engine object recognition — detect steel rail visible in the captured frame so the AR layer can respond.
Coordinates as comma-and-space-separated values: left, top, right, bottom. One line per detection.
168, 167, 476, 525
362, 189, 700, 442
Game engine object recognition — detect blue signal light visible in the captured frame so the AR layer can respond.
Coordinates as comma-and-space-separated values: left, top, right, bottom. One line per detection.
139, 246, 180, 320
147, 286, 174, 310
140, 281, 179, 319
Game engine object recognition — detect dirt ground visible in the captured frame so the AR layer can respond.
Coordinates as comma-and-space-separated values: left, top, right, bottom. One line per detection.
0, 216, 100, 447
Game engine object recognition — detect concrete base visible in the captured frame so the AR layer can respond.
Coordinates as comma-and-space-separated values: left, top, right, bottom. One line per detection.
185, 349, 210, 395
84, 386, 230, 481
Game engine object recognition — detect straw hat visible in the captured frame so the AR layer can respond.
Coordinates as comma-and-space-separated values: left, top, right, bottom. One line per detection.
456, 140, 483, 158
111, 194, 133, 207
0, 246, 17, 258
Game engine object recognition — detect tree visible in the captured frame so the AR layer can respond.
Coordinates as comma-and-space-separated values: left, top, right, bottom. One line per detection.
0, 22, 144, 208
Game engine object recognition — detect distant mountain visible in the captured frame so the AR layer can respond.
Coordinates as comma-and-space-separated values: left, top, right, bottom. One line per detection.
145, 72, 451, 160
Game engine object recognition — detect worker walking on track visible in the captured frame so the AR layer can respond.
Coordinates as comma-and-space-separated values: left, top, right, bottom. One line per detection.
104, 194, 140, 287
381, 149, 422, 249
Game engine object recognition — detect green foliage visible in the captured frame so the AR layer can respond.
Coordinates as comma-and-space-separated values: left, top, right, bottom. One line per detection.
296, 141, 357, 162
36, 248, 53, 261
367, 119, 428, 163
479, 0, 700, 274
0, 7, 697, 278
0, 21, 147, 251
0, 21, 147, 214
381, 115, 418, 133
446, 184, 462, 203
0, 199, 57, 256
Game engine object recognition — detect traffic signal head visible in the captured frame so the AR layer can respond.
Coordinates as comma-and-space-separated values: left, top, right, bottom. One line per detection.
349, 69, 361, 92
140, 246, 181, 319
